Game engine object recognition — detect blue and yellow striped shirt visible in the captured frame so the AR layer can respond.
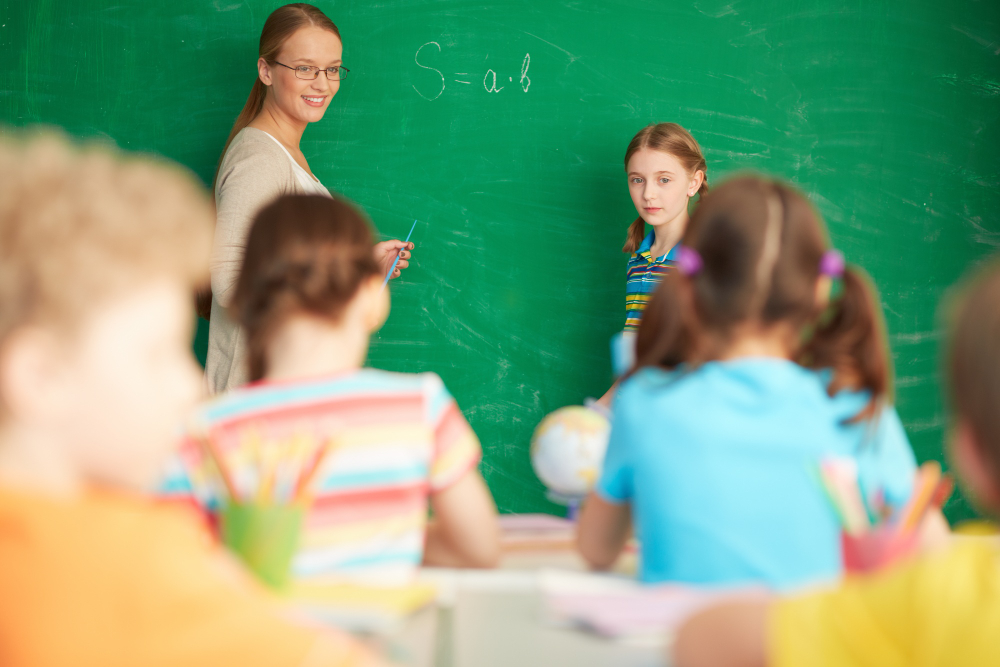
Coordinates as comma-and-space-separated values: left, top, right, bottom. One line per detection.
625, 231, 679, 331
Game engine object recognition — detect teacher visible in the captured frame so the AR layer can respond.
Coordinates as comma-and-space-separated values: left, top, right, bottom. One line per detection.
207, 3, 412, 393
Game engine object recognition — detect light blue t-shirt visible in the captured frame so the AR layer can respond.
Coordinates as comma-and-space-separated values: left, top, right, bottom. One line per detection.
598, 358, 917, 590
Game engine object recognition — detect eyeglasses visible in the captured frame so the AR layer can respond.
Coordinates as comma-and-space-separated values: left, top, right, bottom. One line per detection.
274, 61, 350, 81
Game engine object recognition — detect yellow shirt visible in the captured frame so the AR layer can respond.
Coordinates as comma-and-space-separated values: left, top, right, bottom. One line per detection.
770, 539, 1000, 667
0, 487, 379, 667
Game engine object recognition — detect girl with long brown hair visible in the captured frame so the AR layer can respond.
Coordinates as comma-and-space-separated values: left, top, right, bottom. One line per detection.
621, 122, 708, 331
578, 175, 940, 589
207, 3, 413, 394
595, 122, 707, 408
179, 194, 499, 582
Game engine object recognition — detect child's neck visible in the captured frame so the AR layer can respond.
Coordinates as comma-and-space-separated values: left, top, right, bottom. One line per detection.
264, 314, 369, 383
649, 211, 688, 257
717, 322, 797, 361
0, 426, 82, 497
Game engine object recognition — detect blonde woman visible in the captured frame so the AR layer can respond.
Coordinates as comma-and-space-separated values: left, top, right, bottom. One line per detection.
208, 3, 412, 393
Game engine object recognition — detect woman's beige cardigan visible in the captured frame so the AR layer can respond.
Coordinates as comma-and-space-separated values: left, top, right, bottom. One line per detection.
206, 128, 308, 394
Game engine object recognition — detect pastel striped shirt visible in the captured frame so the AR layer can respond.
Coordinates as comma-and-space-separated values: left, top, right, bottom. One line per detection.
162, 370, 480, 586
625, 230, 680, 331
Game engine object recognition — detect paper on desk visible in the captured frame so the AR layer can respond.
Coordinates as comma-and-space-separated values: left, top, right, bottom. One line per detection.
290, 581, 437, 635
499, 513, 576, 550
539, 570, 749, 647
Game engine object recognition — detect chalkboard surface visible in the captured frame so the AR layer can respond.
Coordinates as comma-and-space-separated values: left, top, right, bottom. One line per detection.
3, 1, 998, 522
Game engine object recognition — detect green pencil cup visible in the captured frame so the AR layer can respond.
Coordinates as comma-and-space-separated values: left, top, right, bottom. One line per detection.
221, 503, 305, 590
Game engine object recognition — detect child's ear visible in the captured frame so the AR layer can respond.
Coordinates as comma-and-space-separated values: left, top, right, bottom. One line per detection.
0, 327, 70, 422
950, 421, 1000, 511
814, 275, 832, 310
687, 170, 705, 197
361, 276, 390, 333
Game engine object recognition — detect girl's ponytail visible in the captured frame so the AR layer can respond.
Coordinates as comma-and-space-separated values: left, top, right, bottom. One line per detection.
232, 194, 380, 382
633, 272, 698, 372
801, 265, 891, 420
697, 177, 709, 198
622, 217, 647, 254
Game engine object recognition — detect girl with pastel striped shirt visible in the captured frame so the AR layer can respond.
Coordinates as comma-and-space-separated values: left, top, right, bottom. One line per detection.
172, 194, 499, 584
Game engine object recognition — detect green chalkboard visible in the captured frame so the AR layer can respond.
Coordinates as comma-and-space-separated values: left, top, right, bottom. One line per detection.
3, 1, 998, 523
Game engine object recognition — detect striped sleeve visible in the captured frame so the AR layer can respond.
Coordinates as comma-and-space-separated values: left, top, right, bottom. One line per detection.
423, 374, 481, 492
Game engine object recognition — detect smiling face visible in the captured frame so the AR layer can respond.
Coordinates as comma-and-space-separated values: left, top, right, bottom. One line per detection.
258, 25, 343, 126
627, 148, 703, 230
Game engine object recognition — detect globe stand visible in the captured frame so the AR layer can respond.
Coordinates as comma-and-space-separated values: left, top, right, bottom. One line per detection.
546, 491, 584, 521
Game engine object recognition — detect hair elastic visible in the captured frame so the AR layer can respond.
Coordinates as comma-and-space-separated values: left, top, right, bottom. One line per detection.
677, 245, 703, 276
820, 250, 845, 278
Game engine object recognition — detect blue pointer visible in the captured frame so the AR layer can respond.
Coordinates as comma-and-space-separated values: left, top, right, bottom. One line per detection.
381, 219, 418, 290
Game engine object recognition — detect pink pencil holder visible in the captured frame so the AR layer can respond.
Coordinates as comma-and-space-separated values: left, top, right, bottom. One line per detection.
841, 528, 919, 574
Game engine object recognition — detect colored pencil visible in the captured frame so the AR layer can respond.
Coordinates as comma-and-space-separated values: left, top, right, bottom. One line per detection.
895, 461, 942, 535
198, 435, 240, 502
294, 436, 337, 504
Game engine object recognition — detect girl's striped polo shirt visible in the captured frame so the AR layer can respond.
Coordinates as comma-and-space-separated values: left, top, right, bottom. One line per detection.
625, 230, 680, 331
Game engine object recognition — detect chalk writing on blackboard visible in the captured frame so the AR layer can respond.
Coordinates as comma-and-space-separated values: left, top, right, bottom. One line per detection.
413, 42, 531, 100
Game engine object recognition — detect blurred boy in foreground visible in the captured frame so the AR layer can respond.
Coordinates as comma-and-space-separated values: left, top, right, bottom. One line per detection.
0, 132, 380, 667
673, 260, 1000, 667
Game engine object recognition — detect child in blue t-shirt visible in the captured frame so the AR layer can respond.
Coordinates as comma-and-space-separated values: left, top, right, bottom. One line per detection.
577, 175, 943, 590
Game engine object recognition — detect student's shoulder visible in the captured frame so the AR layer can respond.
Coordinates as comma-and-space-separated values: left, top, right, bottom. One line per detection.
615, 366, 693, 415
357, 368, 448, 397
848, 539, 997, 622
618, 363, 719, 398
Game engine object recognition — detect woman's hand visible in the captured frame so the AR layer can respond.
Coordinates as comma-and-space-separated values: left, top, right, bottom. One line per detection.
373, 240, 414, 280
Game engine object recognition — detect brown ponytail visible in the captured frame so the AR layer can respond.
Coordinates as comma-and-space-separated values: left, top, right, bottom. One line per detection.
623, 217, 647, 255
214, 4, 341, 186
622, 122, 708, 254
634, 175, 891, 420
800, 267, 891, 420
230, 194, 380, 382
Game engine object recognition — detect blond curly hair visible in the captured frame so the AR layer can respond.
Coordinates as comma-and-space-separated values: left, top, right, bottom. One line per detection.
0, 130, 213, 343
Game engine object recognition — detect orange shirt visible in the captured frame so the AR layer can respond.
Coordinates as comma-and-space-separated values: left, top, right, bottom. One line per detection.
0, 486, 379, 667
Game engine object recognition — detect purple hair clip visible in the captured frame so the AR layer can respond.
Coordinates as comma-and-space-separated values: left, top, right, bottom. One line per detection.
677, 245, 703, 276
820, 250, 845, 278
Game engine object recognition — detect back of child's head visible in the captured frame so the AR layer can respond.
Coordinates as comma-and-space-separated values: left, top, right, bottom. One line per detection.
948, 260, 1000, 495
635, 174, 890, 417
231, 194, 381, 382
0, 130, 212, 365
623, 122, 709, 253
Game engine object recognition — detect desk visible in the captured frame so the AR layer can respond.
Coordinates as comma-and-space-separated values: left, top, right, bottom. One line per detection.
331, 517, 664, 666
418, 569, 665, 667
370, 553, 664, 666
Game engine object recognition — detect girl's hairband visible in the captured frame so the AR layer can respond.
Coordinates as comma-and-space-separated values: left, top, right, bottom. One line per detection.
676, 245, 703, 276
678, 246, 845, 278
820, 250, 845, 278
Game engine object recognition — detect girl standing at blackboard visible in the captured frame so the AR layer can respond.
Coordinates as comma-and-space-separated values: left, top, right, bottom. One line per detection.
622, 123, 708, 332
597, 123, 707, 406
206, 3, 413, 394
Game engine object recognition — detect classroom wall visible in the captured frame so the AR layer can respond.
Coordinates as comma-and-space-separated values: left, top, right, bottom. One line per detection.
3, 1, 998, 522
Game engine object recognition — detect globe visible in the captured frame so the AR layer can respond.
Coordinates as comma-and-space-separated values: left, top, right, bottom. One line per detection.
530, 406, 611, 502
